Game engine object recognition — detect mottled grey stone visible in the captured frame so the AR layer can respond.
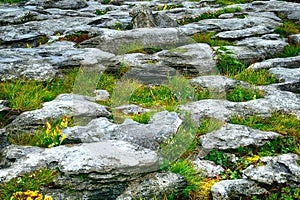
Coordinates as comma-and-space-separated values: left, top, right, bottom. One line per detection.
26, 0, 88, 10
214, 25, 273, 40
62, 111, 182, 150
94, 89, 110, 101
157, 43, 217, 76
199, 123, 281, 152
0, 141, 159, 199
130, 4, 178, 29
116, 172, 186, 200
114, 104, 150, 115
80, 28, 193, 54
0, 100, 10, 112
6, 94, 110, 134
192, 158, 224, 178
211, 179, 267, 200
289, 34, 300, 45
249, 56, 300, 70
243, 154, 300, 185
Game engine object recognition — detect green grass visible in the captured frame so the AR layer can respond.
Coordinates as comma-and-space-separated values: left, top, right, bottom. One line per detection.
275, 14, 300, 38
0, 0, 25, 3
0, 169, 58, 200
234, 69, 278, 85
197, 117, 224, 135
167, 160, 203, 196
192, 32, 232, 47
215, 0, 253, 6
229, 111, 300, 155
0, 69, 77, 113
152, 3, 184, 11
279, 44, 300, 58
130, 85, 178, 109
177, 7, 242, 25
226, 86, 264, 102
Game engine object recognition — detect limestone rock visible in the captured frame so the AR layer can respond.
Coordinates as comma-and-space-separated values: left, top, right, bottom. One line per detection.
6, 94, 110, 134
130, 4, 177, 29
0, 141, 159, 199
243, 154, 300, 185
114, 104, 150, 115
249, 56, 300, 70
0, 100, 10, 112
27, 0, 88, 10
116, 172, 186, 200
80, 28, 192, 54
199, 123, 281, 152
157, 43, 217, 76
191, 158, 224, 178
211, 179, 267, 200
94, 89, 110, 101
215, 25, 273, 40
289, 34, 300, 45
62, 111, 182, 150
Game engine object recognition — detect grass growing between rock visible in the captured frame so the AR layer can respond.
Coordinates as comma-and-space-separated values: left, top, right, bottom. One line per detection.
234, 69, 278, 85
8, 115, 72, 148
192, 32, 232, 47
226, 86, 264, 102
279, 44, 300, 58
275, 14, 300, 38
177, 7, 242, 25
0, 0, 25, 3
0, 169, 58, 200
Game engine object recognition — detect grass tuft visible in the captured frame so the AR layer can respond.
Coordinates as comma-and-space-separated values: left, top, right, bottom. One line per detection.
226, 86, 264, 102
234, 69, 278, 85
192, 32, 232, 47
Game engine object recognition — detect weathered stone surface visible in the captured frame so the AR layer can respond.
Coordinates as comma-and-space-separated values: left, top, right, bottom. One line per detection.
211, 179, 267, 200
249, 56, 300, 70
0, 129, 8, 152
116, 172, 186, 200
190, 75, 249, 95
26, 0, 88, 10
215, 25, 273, 40
0, 100, 10, 112
80, 28, 193, 54
130, 4, 177, 28
62, 111, 182, 150
199, 123, 281, 152
94, 89, 110, 101
157, 43, 217, 76
289, 34, 300, 45
6, 94, 110, 134
114, 104, 150, 115
243, 154, 300, 185
0, 141, 159, 199
224, 36, 289, 64
0, 41, 115, 81
178, 99, 234, 122
191, 158, 224, 178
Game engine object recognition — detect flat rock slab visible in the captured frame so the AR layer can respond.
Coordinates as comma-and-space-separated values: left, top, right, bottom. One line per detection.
5, 94, 110, 134
243, 153, 300, 185
211, 179, 267, 200
63, 111, 182, 150
0, 141, 159, 199
199, 123, 281, 152
117, 172, 186, 200
80, 28, 193, 54
191, 158, 224, 178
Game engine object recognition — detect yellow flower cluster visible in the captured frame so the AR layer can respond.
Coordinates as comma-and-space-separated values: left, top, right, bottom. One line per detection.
192, 178, 218, 200
244, 155, 260, 164
10, 190, 52, 200
46, 115, 68, 148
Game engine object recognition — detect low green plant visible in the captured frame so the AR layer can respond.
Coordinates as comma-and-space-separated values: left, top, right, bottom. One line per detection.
215, 46, 246, 76
0, 0, 25, 3
192, 32, 232, 47
279, 44, 300, 58
215, 0, 253, 6
197, 117, 224, 135
102, 0, 110, 4
177, 7, 242, 25
113, 21, 123, 30
275, 14, 300, 38
95, 9, 107, 15
129, 85, 178, 109
130, 112, 151, 124
8, 115, 71, 148
226, 86, 264, 102
235, 69, 278, 85
168, 160, 203, 196
0, 68, 77, 113
0, 169, 58, 200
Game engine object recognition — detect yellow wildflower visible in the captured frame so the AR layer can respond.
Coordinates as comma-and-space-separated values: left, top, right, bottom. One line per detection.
245, 155, 260, 163
60, 115, 68, 128
60, 134, 67, 144
44, 196, 53, 200
46, 121, 52, 136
